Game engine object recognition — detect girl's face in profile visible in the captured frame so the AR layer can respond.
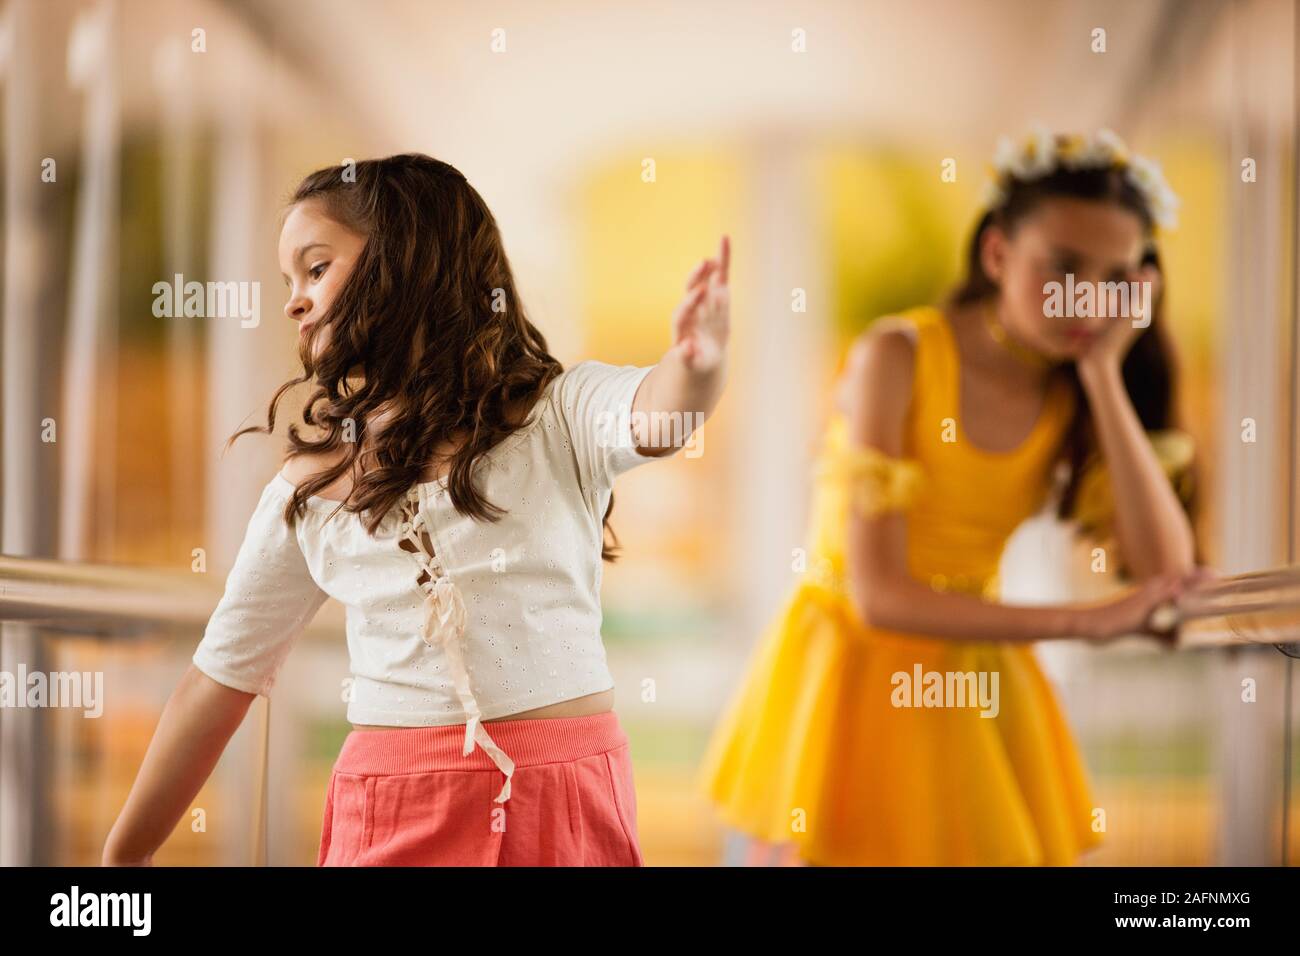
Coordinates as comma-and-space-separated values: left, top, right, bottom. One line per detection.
278, 199, 366, 361
982, 196, 1150, 361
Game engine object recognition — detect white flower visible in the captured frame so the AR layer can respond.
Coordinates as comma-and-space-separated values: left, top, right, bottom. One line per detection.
1019, 125, 1056, 178
1126, 155, 1179, 228
978, 177, 1007, 211
994, 125, 1056, 180
979, 126, 1180, 229
1092, 128, 1128, 165
991, 134, 1020, 178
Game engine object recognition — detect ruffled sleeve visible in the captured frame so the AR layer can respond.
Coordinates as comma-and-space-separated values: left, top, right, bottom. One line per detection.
815, 435, 926, 518
1070, 428, 1196, 563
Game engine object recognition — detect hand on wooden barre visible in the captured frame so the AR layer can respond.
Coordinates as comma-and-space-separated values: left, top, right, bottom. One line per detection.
1148, 564, 1300, 649
1148, 565, 1223, 635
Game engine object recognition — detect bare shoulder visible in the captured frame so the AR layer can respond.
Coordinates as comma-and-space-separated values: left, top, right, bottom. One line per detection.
279, 447, 353, 500
835, 316, 919, 425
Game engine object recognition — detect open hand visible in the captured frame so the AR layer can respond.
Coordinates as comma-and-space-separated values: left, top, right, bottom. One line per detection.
671, 235, 730, 374
1077, 262, 1160, 379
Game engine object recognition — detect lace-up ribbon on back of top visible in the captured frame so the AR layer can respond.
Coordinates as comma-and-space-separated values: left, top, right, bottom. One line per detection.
399, 483, 516, 803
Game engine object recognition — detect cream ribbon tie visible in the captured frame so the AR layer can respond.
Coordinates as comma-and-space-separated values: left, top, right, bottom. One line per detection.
400, 485, 516, 803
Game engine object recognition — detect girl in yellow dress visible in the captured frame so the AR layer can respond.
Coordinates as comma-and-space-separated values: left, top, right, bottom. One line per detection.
698, 129, 1207, 867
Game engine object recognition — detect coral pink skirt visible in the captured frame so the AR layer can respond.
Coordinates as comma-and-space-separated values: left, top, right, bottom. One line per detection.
317, 711, 644, 866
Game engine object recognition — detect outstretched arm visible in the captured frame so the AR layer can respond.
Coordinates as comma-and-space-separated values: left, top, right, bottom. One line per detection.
630, 235, 730, 456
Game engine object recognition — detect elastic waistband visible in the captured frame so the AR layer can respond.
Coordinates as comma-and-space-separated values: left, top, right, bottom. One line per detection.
333, 711, 628, 776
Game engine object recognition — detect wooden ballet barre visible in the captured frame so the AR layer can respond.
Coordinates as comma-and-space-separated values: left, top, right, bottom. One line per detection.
4, 553, 1295, 651
1151, 565, 1300, 649
0, 554, 344, 638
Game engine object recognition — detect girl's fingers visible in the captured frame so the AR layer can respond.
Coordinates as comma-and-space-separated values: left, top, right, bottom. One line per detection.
1141, 572, 1182, 605
684, 258, 711, 291
672, 282, 709, 328
693, 260, 718, 292
685, 237, 730, 293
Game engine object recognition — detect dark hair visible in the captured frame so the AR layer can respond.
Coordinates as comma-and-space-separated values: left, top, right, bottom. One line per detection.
229, 154, 626, 560
947, 162, 1201, 564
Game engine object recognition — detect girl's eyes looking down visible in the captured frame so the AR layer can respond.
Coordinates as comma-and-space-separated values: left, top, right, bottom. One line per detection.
280, 260, 329, 289
1049, 255, 1077, 276
1034, 249, 1137, 283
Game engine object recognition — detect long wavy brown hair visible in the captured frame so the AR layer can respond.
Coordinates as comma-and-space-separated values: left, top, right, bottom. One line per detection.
229, 154, 624, 560
947, 159, 1202, 566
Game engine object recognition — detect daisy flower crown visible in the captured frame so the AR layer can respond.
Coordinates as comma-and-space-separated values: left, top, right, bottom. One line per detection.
978, 126, 1180, 231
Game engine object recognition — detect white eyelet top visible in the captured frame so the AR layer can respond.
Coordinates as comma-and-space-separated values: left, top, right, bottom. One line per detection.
191, 360, 671, 802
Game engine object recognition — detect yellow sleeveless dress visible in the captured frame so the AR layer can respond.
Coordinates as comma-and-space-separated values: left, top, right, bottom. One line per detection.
697, 303, 1106, 866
